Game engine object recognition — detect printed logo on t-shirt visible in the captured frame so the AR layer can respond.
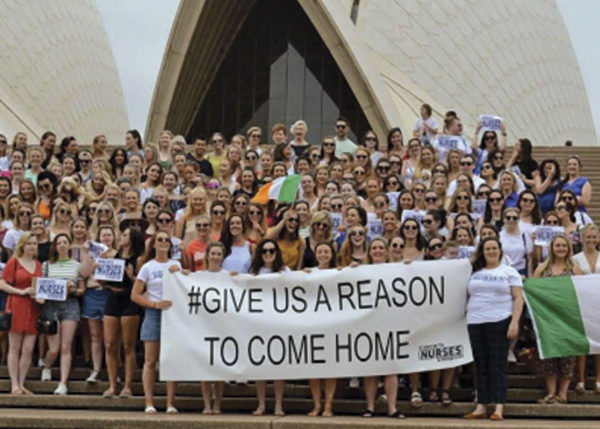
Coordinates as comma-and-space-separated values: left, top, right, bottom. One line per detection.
151, 270, 164, 280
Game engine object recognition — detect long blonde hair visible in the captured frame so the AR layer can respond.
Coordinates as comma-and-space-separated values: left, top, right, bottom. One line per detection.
537, 234, 575, 275
182, 187, 207, 222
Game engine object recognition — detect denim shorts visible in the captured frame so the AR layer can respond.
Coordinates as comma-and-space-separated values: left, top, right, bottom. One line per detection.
82, 289, 109, 320
42, 297, 80, 322
140, 308, 161, 342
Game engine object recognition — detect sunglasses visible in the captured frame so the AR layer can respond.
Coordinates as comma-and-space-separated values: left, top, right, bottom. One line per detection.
156, 237, 170, 243
336, 125, 346, 129
314, 222, 330, 229
19, 211, 32, 216
353, 171, 365, 176
262, 247, 276, 255
457, 195, 470, 201
310, 154, 320, 159
79, 159, 91, 164
433, 169, 446, 174
561, 196, 574, 202
403, 225, 418, 231
494, 155, 504, 160
391, 242, 405, 249
59, 209, 72, 215
245, 156, 257, 161
477, 191, 490, 198
97, 209, 112, 214
546, 220, 559, 225
323, 142, 335, 147
38, 183, 51, 190
287, 217, 299, 223
249, 210, 262, 216
374, 201, 386, 208
377, 166, 390, 171
356, 155, 367, 160
195, 223, 210, 228
425, 196, 438, 202
429, 242, 444, 251
488, 197, 503, 203
484, 135, 496, 141
387, 181, 399, 186
212, 210, 226, 215
88, 207, 98, 212
158, 218, 172, 224
505, 215, 518, 221
234, 201, 248, 206
521, 197, 536, 203
413, 188, 425, 193
482, 164, 492, 170
423, 219, 434, 225
460, 161, 473, 166
331, 203, 343, 210
350, 230, 365, 237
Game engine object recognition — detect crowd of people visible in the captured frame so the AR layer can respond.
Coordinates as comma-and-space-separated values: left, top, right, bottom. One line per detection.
0, 105, 596, 420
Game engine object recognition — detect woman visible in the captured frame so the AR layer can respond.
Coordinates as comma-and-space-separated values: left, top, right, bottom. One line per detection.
352, 166, 367, 198
125, 130, 144, 160
185, 242, 225, 414
300, 174, 318, 210
452, 226, 475, 247
362, 177, 381, 213
508, 138, 538, 188
209, 201, 227, 241
31, 215, 51, 262
477, 190, 505, 232
472, 123, 507, 174
534, 234, 583, 404
354, 147, 374, 178
235, 167, 258, 198
400, 218, 425, 262
156, 130, 173, 169
480, 161, 497, 188
306, 241, 338, 417
0, 177, 12, 208
103, 227, 144, 398
0, 233, 41, 394
131, 231, 181, 413
185, 215, 212, 272
361, 238, 404, 419
265, 209, 304, 270
314, 166, 329, 197
289, 120, 311, 158
244, 149, 260, 173
231, 194, 250, 218
423, 209, 448, 240
108, 148, 128, 179
387, 127, 405, 158
218, 159, 236, 192
319, 136, 337, 166
25, 147, 44, 186
17, 180, 35, 206
294, 200, 311, 238
517, 190, 542, 237
534, 159, 562, 215
446, 150, 461, 184
499, 170, 519, 208
448, 187, 473, 215
3, 202, 33, 257
49, 201, 72, 239
259, 152, 273, 181
175, 187, 207, 246
500, 208, 533, 277
384, 174, 403, 194
40, 234, 85, 395
381, 210, 400, 241
81, 226, 118, 384
573, 225, 600, 393
561, 155, 591, 212
89, 201, 119, 240
401, 138, 420, 188
142, 198, 160, 239
302, 212, 332, 268
361, 130, 382, 165
465, 237, 523, 421
140, 162, 163, 204
413, 144, 436, 187
10, 161, 25, 192
338, 225, 367, 267
556, 201, 581, 253
389, 236, 405, 262
249, 239, 289, 416
91, 135, 108, 160
412, 183, 427, 210
222, 215, 253, 273
558, 189, 593, 226
62, 155, 78, 177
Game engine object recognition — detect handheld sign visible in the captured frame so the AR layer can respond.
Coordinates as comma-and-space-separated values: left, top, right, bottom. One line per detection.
368, 218, 383, 238
473, 199, 486, 219
480, 114, 502, 132
387, 192, 400, 211
94, 258, 125, 282
534, 226, 565, 247
36, 278, 67, 301
89, 241, 108, 259
330, 213, 342, 231
171, 239, 182, 261
401, 209, 426, 225
458, 246, 476, 259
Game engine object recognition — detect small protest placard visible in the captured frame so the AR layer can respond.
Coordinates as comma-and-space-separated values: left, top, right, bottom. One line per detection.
387, 192, 400, 211
510, 165, 522, 178
480, 115, 502, 132
171, 239, 182, 261
36, 278, 67, 301
401, 209, 426, 225
368, 218, 383, 238
89, 241, 108, 259
534, 226, 565, 247
458, 246, 476, 259
94, 258, 125, 282
473, 199, 486, 218
330, 213, 342, 231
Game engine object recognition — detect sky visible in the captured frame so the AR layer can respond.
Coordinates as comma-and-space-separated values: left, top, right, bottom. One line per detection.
96, 0, 600, 139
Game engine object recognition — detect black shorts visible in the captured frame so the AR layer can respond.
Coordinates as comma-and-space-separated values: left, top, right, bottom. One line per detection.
104, 289, 141, 318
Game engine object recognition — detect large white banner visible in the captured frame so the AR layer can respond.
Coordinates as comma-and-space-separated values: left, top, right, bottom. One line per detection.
160, 260, 473, 381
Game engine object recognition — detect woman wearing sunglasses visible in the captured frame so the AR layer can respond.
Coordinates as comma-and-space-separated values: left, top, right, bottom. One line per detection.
249, 239, 290, 416
265, 209, 304, 271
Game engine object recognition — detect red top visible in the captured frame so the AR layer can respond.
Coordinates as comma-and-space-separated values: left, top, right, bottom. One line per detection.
3, 257, 42, 334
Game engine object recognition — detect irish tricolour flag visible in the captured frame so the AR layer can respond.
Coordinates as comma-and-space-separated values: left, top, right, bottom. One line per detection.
524, 274, 600, 359
252, 174, 301, 205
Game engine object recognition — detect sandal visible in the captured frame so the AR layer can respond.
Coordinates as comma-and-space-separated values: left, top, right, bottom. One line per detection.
410, 391, 423, 408
537, 394, 555, 404
428, 390, 439, 402
553, 395, 568, 404
441, 390, 452, 406
362, 409, 374, 418
388, 410, 405, 419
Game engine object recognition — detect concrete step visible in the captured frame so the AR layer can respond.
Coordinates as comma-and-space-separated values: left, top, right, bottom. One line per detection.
0, 395, 599, 419
1, 409, 600, 429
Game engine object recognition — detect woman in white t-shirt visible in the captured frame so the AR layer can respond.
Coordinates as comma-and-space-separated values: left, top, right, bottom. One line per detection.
573, 224, 600, 393
499, 207, 533, 277
464, 237, 523, 421
249, 239, 289, 416
131, 231, 181, 414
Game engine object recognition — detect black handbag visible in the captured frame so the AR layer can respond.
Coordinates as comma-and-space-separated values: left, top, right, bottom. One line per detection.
37, 261, 57, 335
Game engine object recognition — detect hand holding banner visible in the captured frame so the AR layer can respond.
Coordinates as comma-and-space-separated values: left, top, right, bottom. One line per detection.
94, 258, 125, 282
534, 226, 564, 246
480, 115, 503, 131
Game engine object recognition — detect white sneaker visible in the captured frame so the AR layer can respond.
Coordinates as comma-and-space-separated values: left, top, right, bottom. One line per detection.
507, 350, 517, 363
349, 377, 360, 388
38, 358, 45, 368
54, 383, 68, 395
41, 368, 52, 382
86, 371, 99, 384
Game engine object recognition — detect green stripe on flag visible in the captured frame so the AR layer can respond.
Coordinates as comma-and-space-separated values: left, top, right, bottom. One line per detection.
524, 276, 589, 359
278, 174, 301, 203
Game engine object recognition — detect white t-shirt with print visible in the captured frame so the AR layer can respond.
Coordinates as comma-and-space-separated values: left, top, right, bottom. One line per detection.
467, 264, 522, 324
499, 230, 533, 271
137, 259, 181, 302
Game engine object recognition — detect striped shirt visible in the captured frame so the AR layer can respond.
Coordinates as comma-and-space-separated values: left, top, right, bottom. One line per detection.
43, 259, 81, 281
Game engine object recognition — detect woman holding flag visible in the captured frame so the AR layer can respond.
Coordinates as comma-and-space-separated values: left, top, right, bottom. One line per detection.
534, 234, 583, 404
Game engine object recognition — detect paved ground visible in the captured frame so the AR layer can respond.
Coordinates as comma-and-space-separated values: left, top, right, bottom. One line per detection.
0, 409, 599, 429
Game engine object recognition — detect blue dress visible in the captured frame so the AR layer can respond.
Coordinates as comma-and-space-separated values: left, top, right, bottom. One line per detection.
538, 180, 561, 215
562, 177, 589, 212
